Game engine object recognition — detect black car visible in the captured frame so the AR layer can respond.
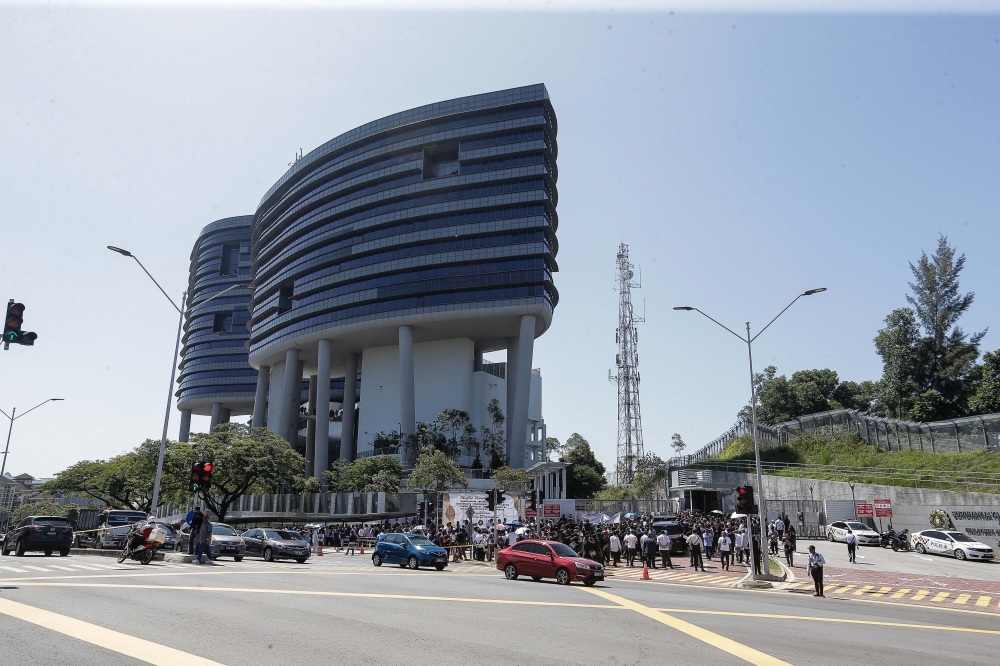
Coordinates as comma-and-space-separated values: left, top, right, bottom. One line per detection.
2, 516, 74, 557
240, 528, 310, 563
651, 521, 688, 555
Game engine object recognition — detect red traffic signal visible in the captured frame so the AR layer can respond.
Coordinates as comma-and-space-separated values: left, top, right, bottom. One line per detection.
203, 463, 213, 473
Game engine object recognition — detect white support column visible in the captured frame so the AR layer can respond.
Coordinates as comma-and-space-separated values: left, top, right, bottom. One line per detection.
252, 365, 270, 427
561, 466, 567, 500
275, 350, 300, 445
178, 409, 192, 442
210, 402, 223, 431
508, 315, 535, 470
399, 326, 415, 437
305, 375, 318, 479
505, 336, 518, 460
316, 340, 332, 482
289, 359, 304, 444
340, 352, 358, 462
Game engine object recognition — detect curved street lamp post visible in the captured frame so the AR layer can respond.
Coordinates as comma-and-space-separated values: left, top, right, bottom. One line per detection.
674, 287, 826, 580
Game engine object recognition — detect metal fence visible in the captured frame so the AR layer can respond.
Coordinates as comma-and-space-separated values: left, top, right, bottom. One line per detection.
679, 409, 1000, 464
154, 491, 419, 523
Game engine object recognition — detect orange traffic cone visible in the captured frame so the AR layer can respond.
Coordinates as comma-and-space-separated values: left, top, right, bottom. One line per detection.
642, 565, 650, 580
360, 543, 364, 555
318, 544, 323, 556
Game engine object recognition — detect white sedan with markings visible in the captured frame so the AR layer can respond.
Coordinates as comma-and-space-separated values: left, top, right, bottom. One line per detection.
911, 530, 995, 561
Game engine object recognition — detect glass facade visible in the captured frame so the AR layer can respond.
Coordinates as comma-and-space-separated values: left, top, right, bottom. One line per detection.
248, 84, 558, 357
177, 216, 258, 409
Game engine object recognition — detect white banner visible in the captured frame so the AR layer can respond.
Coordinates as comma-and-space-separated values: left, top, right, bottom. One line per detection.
442, 492, 518, 527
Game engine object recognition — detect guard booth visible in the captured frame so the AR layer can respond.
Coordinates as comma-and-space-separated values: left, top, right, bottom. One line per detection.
670, 469, 736, 514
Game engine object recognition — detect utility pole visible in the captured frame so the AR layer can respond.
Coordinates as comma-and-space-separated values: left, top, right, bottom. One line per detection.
609, 243, 645, 486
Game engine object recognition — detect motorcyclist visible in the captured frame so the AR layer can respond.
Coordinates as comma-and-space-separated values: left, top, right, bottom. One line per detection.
126, 516, 156, 553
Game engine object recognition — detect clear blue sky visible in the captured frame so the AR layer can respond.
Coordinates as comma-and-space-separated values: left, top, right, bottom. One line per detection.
1, 4, 998, 477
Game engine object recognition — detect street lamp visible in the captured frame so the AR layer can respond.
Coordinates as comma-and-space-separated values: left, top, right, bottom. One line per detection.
849, 480, 857, 520
674, 287, 826, 580
107, 246, 250, 515
1, 399, 65, 480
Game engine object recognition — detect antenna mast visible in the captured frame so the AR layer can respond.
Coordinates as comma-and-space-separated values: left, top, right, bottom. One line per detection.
609, 243, 645, 486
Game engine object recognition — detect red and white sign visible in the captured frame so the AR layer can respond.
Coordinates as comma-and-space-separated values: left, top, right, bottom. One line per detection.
856, 503, 873, 517
874, 499, 893, 518
543, 503, 562, 518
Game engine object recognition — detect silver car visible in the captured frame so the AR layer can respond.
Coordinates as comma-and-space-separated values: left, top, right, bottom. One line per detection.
209, 523, 246, 561
241, 528, 310, 563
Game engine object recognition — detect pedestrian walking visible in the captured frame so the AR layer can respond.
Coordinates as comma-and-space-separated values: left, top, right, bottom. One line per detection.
196, 516, 213, 564
783, 532, 794, 567
642, 532, 658, 569
807, 545, 826, 597
346, 528, 357, 556
686, 531, 705, 572
188, 509, 203, 555
846, 529, 858, 563
717, 532, 731, 571
609, 532, 622, 567
656, 530, 673, 569
734, 529, 745, 564
624, 532, 638, 567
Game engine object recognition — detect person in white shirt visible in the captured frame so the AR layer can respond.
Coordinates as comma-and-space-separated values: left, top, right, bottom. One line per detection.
845, 529, 858, 563
609, 533, 622, 567
624, 532, 638, 567
734, 530, 745, 564
686, 531, 705, 571
717, 532, 732, 571
807, 545, 826, 596
655, 531, 673, 569
507, 530, 518, 547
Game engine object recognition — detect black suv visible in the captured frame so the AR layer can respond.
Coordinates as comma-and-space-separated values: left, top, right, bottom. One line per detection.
2, 515, 74, 557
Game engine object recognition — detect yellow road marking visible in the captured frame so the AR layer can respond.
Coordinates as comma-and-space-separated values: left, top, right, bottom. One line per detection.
890, 588, 910, 599
581, 587, 791, 666
0, 597, 225, 665
852, 585, 874, 596
912, 590, 930, 601
829, 585, 855, 594
931, 592, 950, 603
648, 607, 1000, 636
954, 594, 971, 605
976, 596, 991, 607
869, 587, 893, 598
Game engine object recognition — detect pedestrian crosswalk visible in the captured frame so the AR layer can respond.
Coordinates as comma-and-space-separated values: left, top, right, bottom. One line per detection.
784, 581, 997, 609
0, 556, 362, 576
606, 566, 742, 587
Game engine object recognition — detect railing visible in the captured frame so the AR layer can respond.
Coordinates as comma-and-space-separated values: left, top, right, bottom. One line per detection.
686, 459, 1000, 495
154, 491, 420, 523
573, 499, 677, 515
671, 416, 779, 466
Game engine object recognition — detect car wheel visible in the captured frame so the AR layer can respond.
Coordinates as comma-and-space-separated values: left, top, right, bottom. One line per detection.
0, 543, 7, 556
583, 578, 596, 587
263, 547, 274, 562
372, 553, 382, 567
555, 568, 571, 585
60, 548, 70, 557
407, 555, 419, 570
915, 543, 926, 554
504, 564, 518, 580
828, 533, 835, 542
955, 549, 967, 561
234, 556, 244, 562
531, 576, 542, 581
296, 558, 307, 564
14, 539, 26, 557
434, 563, 446, 571
44, 549, 53, 557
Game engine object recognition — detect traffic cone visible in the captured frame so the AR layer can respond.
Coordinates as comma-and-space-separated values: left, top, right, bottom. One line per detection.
360, 543, 364, 555
318, 544, 323, 556
642, 565, 650, 580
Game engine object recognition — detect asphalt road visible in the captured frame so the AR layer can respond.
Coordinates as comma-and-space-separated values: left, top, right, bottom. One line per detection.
797, 539, 1000, 581
1, 552, 998, 666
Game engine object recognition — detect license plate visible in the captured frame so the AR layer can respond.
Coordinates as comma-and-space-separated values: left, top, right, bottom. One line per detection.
224, 547, 236, 552
435, 557, 445, 562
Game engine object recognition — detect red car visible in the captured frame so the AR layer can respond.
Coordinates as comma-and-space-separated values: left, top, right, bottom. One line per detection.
497, 539, 605, 586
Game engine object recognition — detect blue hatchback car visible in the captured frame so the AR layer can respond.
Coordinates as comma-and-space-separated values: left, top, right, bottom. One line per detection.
373, 533, 449, 570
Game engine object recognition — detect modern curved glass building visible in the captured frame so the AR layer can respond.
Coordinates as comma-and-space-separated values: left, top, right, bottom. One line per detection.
248, 84, 557, 477
176, 216, 257, 441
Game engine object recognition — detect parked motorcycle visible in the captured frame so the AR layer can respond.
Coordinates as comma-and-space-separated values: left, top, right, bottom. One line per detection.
117, 522, 167, 565
881, 527, 910, 552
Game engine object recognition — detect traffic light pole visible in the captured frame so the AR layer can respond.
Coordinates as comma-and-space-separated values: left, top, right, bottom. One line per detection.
746, 322, 770, 580
150, 291, 186, 516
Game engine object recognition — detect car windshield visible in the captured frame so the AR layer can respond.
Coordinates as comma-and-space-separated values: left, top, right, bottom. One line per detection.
213, 526, 237, 536
946, 532, 976, 542
264, 530, 302, 541
846, 523, 870, 531
408, 536, 433, 546
549, 543, 579, 558
107, 513, 147, 526
33, 518, 70, 526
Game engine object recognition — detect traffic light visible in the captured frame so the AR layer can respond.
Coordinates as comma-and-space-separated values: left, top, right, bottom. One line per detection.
527, 493, 537, 512
4, 302, 24, 345
189, 462, 213, 492
486, 489, 503, 512
735, 485, 757, 515
417, 501, 427, 521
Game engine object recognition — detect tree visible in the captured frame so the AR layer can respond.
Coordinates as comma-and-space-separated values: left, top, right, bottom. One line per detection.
545, 436, 563, 461
407, 447, 468, 493
342, 456, 402, 492
491, 466, 529, 492
970, 350, 1000, 414
174, 423, 306, 521
874, 308, 921, 418
437, 408, 471, 460
364, 469, 401, 493
297, 477, 321, 493
670, 433, 686, 454
560, 433, 607, 499
906, 235, 983, 348
742, 366, 876, 425
323, 459, 351, 493
481, 398, 507, 469
4, 500, 76, 529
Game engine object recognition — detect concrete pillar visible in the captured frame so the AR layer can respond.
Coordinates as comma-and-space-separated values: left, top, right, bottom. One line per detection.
252, 366, 270, 427
290, 359, 305, 444
305, 375, 318, 479
210, 402, 223, 431
275, 349, 300, 445
267, 360, 286, 436
340, 352, 358, 463
561, 466, 567, 500
399, 326, 415, 436
316, 340, 332, 482
178, 409, 192, 442
505, 336, 518, 458
508, 315, 536, 470
474, 350, 483, 372
221, 408, 231, 424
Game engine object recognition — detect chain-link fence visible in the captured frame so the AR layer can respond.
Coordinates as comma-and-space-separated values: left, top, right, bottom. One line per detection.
678, 409, 1000, 465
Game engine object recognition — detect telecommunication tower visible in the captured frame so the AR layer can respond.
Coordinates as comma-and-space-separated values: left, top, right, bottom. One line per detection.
609, 243, 645, 486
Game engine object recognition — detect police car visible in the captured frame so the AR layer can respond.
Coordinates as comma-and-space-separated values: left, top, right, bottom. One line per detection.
912, 530, 995, 561
826, 521, 881, 546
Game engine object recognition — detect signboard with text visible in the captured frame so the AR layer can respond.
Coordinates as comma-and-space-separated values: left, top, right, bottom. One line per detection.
856, 503, 873, 517
874, 499, 893, 518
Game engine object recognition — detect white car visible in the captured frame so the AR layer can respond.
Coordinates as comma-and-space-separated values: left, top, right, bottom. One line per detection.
912, 530, 995, 561
826, 521, 881, 546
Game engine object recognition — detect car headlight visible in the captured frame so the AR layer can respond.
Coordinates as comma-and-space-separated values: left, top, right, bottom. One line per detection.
211, 537, 218, 544
574, 562, 591, 570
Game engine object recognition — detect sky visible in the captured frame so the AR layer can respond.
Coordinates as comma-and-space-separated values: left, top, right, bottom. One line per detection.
1, 1, 998, 478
